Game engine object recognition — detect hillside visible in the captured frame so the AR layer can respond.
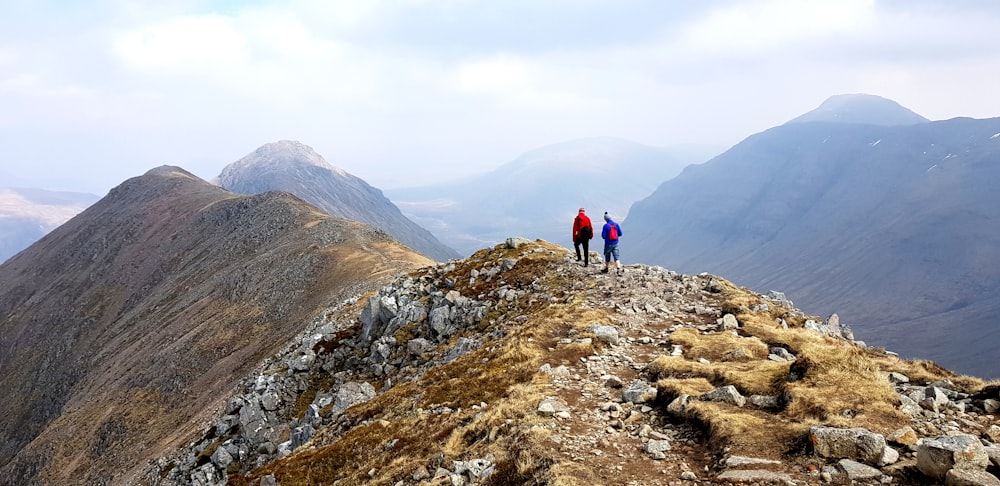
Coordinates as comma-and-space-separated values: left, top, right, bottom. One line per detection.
0, 166, 432, 485
216, 141, 459, 262
626, 98, 1000, 379
386, 137, 713, 255
141, 240, 1000, 485
0, 187, 98, 263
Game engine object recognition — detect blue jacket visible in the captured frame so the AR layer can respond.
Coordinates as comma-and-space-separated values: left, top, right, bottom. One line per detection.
601, 220, 622, 244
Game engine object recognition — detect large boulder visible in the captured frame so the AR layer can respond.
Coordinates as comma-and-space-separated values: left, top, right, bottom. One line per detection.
917, 434, 990, 481
809, 426, 887, 465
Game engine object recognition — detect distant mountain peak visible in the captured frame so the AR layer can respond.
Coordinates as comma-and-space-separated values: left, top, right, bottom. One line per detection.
216, 141, 460, 261
787, 93, 930, 126
222, 140, 347, 178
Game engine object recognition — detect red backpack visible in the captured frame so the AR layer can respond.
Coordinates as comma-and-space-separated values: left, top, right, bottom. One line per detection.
607, 223, 618, 241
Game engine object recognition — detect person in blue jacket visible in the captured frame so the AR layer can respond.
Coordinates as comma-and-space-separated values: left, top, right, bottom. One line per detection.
600, 212, 623, 275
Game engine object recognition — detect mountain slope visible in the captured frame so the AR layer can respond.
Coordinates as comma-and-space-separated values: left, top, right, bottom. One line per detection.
216, 141, 459, 262
0, 187, 99, 263
627, 104, 1000, 378
386, 137, 714, 255
0, 166, 432, 484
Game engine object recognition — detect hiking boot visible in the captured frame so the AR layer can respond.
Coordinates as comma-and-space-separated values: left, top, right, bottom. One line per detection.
600, 268, 609, 274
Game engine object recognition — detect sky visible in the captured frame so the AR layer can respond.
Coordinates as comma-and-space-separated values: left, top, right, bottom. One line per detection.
2, 0, 1000, 195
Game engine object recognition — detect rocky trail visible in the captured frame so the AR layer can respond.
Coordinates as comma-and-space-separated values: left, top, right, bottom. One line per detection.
143, 239, 1000, 486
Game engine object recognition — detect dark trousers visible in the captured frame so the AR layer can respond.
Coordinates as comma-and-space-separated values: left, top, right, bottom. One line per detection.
574, 238, 590, 265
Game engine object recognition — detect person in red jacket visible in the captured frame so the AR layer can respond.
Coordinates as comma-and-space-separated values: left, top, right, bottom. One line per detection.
572, 208, 594, 267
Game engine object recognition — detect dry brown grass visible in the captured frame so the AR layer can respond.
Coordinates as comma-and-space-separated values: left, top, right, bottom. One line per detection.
669, 327, 770, 362
645, 277, 916, 458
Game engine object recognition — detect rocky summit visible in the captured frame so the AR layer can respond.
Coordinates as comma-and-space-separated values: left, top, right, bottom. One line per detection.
138, 240, 999, 485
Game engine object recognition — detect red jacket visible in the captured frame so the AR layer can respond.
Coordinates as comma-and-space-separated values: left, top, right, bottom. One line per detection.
573, 212, 594, 242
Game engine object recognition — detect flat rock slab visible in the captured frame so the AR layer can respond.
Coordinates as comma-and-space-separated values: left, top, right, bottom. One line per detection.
717, 469, 793, 483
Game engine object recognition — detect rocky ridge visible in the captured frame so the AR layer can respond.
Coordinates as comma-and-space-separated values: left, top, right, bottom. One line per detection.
141, 240, 999, 485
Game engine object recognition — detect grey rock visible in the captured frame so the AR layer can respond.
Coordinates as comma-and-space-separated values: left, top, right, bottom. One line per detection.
925, 386, 952, 408
722, 347, 749, 361
945, 468, 1000, 486
588, 324, 620, 345
452, 458, 495, 480
332, 381, 377, 415
211, 445, 234, 469
768, 347, 795, 361
748, 394, 780, 409
412, 466, 430, 480
290, 424, 315, 450
622, 380, 658, 404
887, 371, 910, 384
444, 337, 481, 362
429, 305, 457, 341
717, 470, 793, 482
704, 278, 724, 293
718, 313, 739, 330
878, 445, 900, 466
899, 394, 922, 416
667, 395, 690, 415
983, 399, 1000, 414
407, 337, 434, 356
986, 446, 1000, 467
505, 237, 531, 249
722, 456, 781, 467
260, 475, 277, 486
644, 439, 671, 454
917, 434, 990, 480
537, 397, 570, 417
809, 426, 886, 465
260, 390, 281, 411
836, 458, 882, 481
765, 290, 794, 309
701, 385, 746, 408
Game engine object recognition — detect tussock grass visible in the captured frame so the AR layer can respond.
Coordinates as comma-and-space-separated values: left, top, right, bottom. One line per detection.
647, 278, 916, 458
685, 401, 809, 454
656, 376, 716, 397
669, 327, 770, 362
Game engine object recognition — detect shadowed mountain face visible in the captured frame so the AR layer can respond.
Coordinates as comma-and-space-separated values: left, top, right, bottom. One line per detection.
0, 166, 432, 484
627, 96, 1000, 378
0, 188, 99, 264
386, 137, 715, 256
216, 140, 460, 262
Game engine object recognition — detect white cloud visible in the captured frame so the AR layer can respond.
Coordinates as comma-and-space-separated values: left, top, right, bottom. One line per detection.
451, 54, 595, 110
112, 14, 249, 77
676, 0, 876, 57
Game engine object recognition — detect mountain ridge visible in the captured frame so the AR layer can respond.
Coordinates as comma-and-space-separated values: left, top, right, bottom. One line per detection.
217, 141, 459, 262
138, 240, 1000, 485
0, 166, 432, 484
